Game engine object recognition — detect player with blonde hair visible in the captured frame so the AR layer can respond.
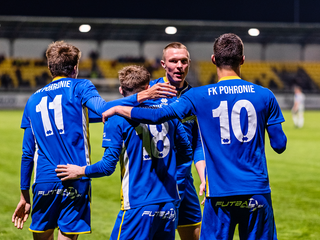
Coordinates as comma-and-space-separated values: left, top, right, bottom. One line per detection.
102, 33, 287, 240
56, 65, 193, 240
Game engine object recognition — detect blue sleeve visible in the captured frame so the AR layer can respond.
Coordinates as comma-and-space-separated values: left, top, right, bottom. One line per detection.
106, 93, 139, 108
131, 93, 195, 124
21, 103, 31, 129
131, 105, 177, 124
20, 127, 35, 190
85, 147, 122, 178
174, 120, 193, 165
86, 94, 139, 123
85, 116, 124, 177
192, 120, 205, 164
85, 96, 108, 116
102, 116, 124, 148
267, 90, 285, 125
267, 123, 287, 154
79, 80, 101, 105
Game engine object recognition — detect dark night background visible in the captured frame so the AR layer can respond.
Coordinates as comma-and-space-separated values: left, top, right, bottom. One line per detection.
1, 0, 320, 23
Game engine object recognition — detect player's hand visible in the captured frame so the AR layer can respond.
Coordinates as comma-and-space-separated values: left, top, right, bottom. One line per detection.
102, 106, 117, 123
12, 193, 31, 229
137, 83, 177, 103
55, 164, 86, 181
149, 83, 177, 99
102, 106, 133, 123
199, 181, 206, 206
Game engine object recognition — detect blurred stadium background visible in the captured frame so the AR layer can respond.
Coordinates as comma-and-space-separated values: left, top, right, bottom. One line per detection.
1, 15, 320, 109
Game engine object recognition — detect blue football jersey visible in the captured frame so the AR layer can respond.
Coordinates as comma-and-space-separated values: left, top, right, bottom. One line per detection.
102, 114, 193, 210
154, 77, 285, 197
148, 77, 204, 186
21, 77, 101, 184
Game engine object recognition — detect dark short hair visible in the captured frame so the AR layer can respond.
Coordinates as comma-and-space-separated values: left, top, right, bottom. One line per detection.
118, 65, 150, 96
46, 41, 81, 78
213, 33, 244, 68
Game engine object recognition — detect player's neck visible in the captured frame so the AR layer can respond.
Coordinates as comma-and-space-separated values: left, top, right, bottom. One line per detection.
165, 75, 185, 89
216, 66, 240, 81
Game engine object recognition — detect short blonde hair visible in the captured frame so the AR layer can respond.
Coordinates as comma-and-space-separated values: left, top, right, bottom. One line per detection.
162, 42, 190, 61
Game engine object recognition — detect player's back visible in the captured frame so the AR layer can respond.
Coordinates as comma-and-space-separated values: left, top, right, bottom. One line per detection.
21, 77, 100, 183
103, 114, 192, 210
149, 77, 202, 191
186, 77, 285, 197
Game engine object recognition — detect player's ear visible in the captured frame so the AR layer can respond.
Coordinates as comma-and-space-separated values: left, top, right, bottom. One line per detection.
119, 86, 123, 96
240, 56, 245, 65
72, 65, 79, 78
211, 55, 216, 65
160, 60, 166, 69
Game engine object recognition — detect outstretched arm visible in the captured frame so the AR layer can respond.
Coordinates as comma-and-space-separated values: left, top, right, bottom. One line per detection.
85, 82, 177, 122
102, 104, 179, 124
56, 147, 121, 180
267, 123, 287, 154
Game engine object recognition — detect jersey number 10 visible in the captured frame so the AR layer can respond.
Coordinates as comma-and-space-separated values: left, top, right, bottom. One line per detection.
212, 100, 257, 144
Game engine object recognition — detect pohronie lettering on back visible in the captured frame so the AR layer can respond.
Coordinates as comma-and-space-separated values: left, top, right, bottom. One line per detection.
208, 85, 255, 96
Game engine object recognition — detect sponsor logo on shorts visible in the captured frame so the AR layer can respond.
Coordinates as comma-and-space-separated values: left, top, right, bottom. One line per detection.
215, 198, 264, 212
142, 208, 176, 221
37, 187, 82, 199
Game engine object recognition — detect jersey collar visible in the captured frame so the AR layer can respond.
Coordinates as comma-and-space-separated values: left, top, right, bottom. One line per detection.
52, 76, 67, 82
218, 76, 241, 82
163, 76, 190, 98
163, 76, 169, 83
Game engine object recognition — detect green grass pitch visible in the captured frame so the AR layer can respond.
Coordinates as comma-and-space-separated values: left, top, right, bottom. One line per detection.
0, 110, 319, 239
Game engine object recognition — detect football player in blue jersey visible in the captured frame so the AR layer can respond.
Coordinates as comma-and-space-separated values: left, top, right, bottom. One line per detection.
101, 33, 287, 240
55, 65, 194, 240
12, 41, 176, 240
147, 42, 205, 240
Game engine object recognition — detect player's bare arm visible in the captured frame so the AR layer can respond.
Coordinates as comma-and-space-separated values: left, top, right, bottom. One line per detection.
195, 160, 206, 205
12, 190, 31, 230
137, 82, 177, 103
102, 106, 133, 123
55, 164, 86, 181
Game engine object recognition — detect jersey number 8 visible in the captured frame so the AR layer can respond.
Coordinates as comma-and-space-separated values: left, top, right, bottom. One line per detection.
136, 123, 170, 160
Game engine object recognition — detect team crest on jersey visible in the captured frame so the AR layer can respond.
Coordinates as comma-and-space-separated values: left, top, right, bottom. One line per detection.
160, 98, 168, 106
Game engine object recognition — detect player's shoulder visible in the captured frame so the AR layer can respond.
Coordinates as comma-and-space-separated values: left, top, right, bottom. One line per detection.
105, 115, 139, 129
149, 77, 165, 86
167, 118, 181, 129
253, 83, 275, 97
72, 77, 94, 86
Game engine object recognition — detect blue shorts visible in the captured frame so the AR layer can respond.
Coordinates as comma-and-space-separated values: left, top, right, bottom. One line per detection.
177, 175, 202, 227
110, 202, 176, 240
30, 179, 91, 234
200, 193, 277, 240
